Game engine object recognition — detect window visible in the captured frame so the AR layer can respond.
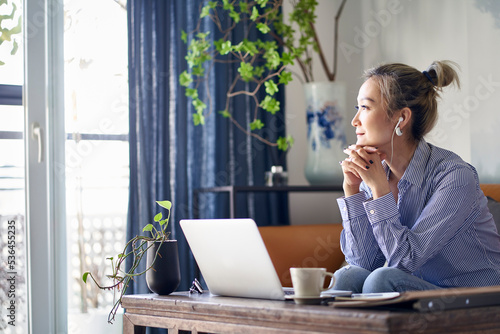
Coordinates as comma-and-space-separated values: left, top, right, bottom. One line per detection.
0, 0, 26, 333
1, 0, 129, 332
63, 0, 129, 330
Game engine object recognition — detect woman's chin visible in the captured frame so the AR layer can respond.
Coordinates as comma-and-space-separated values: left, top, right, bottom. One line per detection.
356, 139, 379, 148
356, 138, 369, 146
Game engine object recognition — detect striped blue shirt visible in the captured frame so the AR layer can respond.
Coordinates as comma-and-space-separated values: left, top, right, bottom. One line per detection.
337, 140, 500, 288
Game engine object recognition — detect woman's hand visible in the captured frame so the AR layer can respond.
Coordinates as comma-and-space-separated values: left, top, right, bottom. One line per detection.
339, 149, 363, 196
340, 145, 390, 199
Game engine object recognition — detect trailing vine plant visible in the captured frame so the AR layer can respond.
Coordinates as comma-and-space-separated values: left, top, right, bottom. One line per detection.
82, 200, 172, 324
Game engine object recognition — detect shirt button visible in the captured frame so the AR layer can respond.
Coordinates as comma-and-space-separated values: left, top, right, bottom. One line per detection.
370, 210, 375, 214
343, 207, 347, 211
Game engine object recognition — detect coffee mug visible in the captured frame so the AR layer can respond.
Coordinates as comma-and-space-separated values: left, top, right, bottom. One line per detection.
290, 267, 335, 298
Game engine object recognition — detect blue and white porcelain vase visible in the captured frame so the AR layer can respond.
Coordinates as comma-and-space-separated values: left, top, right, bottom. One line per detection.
304, 81, 347, 185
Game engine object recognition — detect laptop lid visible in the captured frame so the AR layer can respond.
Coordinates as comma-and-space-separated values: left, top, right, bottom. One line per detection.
180, 218, 286, 300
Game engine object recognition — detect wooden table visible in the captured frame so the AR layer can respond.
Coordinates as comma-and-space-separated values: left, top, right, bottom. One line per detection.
122, 292, 500, 333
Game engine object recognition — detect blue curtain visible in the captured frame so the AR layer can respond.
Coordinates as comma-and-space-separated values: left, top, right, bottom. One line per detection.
126, 0, 289, 314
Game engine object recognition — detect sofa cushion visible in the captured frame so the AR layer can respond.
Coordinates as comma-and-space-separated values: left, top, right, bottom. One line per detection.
486, 196, 500, 233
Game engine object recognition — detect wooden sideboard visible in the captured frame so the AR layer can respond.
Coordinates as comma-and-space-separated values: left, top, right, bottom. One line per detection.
122, 292, 500, 334
193, 185, 343, 219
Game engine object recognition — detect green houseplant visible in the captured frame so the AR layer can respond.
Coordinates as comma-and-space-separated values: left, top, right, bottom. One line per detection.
82, 200, 180, 324
180, 0, 347, 152
0, 0, 22, 66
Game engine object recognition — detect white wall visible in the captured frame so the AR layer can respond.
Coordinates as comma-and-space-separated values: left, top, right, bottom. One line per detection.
285, 0, 500, 225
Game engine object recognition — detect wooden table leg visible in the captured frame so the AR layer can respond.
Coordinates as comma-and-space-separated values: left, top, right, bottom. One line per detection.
123, 313, 146, 334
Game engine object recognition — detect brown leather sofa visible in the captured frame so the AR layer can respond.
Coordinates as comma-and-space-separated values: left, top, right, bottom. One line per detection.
481, 183, 500, 202
259, 184, 500, 287
259, 223, 344, 287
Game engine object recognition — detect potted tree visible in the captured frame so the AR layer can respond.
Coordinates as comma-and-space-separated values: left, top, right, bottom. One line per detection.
281, 0, 348, 185
82, 200, 180, 324
180, 0, 347, 184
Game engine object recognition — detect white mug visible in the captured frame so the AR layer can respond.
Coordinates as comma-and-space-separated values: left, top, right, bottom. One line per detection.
290, 267, 335, 298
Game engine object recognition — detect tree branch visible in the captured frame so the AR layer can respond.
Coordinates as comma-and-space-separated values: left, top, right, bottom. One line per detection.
309, 20, 333, 81
268, 29, 312, 82
306, 0, 347, 81
333, 0, 347, 81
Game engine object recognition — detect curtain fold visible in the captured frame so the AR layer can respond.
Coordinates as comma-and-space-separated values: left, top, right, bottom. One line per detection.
126, 0, 289, 315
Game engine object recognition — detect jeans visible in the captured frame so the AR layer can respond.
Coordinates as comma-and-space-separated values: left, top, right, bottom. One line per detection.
332, 265, 441, 293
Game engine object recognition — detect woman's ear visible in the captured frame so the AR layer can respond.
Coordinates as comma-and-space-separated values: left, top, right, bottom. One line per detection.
398, 107, 412, 130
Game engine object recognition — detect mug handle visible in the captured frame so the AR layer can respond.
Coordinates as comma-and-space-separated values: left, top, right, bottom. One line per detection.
321, 271, 335, 291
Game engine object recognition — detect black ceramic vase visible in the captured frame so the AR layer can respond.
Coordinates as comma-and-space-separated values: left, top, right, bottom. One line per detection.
146, 240, 181, 295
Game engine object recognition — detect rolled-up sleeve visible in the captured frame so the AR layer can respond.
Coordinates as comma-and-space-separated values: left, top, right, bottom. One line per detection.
337, 192, 386, 270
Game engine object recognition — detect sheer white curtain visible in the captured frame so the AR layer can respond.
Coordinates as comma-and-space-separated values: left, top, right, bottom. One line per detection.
359, 0, 500, 183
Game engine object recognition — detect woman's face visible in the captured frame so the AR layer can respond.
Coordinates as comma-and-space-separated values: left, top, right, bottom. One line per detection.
352, 77, 396, 147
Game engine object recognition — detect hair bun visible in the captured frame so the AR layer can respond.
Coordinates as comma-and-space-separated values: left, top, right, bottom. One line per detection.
426, 60, 461, 89
422, 71, 435, 85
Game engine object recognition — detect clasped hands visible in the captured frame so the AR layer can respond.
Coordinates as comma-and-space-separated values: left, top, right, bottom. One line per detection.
339, 145, 390, 198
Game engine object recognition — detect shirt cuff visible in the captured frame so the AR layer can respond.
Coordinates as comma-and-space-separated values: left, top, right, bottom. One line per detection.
337, 192, 368, 220
363, 192, 399, 224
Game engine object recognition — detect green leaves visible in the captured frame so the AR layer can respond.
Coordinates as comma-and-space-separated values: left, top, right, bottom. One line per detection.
193, 111, 205, 126
185, 31, 211, 70
256, 0, 269, 7
250, 119, 264, 131
179, 71, 192, 87
264, 49, 280, 70
0, 3, 22, 65
192, 99, 207, 115
235, 39, 258, 56
256, 22, 270, 34
239, 1, 249, 14
260, 96, 280, 114
216, 40, 232, 55
82, 272, 89, 283
264, 80, 278, 96
82, 199, 174, 324
185, 88, 198, 99
277, 135, 295, 151
156, 200, 172, 210
238, 62, 254, 82
200, 2, 218, 18
180, 0, 300, 150
139, 200, 174, 238
250, 6, 259, 21
219, 41, 231, 55
280, 52, 294, 66
279, 71, 293, 85
143, 224, 154, 233
219, 109, 231, 118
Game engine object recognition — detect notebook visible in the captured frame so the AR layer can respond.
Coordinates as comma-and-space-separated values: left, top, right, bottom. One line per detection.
331, 285, 500, 311
180, 218, 351, 300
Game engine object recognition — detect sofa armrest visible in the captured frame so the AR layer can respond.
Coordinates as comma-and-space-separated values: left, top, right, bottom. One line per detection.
481, 184, 500, 202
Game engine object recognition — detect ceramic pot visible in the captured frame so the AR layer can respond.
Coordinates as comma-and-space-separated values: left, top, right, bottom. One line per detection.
146, 240, 181, 295
304, 81, 347, 185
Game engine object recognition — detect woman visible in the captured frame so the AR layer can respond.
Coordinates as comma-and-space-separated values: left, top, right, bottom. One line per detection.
333, 60, 500, 293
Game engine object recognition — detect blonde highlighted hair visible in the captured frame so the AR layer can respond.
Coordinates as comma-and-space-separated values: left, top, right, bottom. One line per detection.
364, 60, 460, 141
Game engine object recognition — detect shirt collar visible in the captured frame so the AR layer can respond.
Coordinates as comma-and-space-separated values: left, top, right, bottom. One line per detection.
400, 139, 431, 188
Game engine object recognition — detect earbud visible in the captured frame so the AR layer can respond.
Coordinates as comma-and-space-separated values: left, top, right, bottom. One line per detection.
395, 117, 403, 136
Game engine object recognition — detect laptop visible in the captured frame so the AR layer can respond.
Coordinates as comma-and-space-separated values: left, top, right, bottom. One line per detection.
180, 218, 351, 300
